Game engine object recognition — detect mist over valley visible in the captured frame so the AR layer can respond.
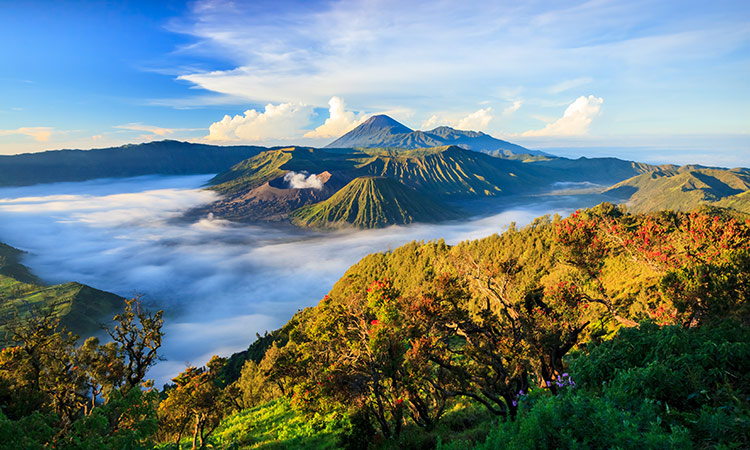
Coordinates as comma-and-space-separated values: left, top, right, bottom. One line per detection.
0, 174, 606, 383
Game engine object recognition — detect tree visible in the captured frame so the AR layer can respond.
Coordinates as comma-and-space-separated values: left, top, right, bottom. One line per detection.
106, 297, 163, 392
158, 356, 229, 450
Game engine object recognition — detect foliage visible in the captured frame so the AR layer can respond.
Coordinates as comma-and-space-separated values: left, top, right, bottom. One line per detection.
441, 321, 750, 449
0, 297, 163, 449
211, 397, 347, 449
250, 204, 750, 447
3, 204, 750, 449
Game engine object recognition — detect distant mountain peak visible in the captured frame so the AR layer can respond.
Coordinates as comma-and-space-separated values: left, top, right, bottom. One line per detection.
359, 114, 413, 133
326, 114, 414, 149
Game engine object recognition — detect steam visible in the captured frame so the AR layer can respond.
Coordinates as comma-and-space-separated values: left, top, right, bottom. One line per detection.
0, 175, 602, 384
284, 171, 323, 190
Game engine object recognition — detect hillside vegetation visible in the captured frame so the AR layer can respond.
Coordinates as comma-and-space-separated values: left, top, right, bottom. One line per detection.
3, 204, 749, 449
207, 204, 750, 449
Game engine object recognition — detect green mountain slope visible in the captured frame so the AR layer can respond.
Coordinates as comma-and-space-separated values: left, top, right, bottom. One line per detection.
208, 147, 365, 195
715, 190, 750, 212
604, 166, 750, 212
289, 176, 459, 229
0, 242, 123, 342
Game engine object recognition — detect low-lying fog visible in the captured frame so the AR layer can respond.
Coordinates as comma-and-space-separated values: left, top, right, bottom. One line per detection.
0, 175, 605, 384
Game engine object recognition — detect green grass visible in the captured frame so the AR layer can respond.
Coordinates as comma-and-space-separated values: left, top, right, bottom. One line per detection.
211, 398, 346, 449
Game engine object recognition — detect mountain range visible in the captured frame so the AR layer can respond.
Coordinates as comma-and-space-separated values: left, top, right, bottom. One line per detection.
199, 143, 667, 228
326, 114, 547, 156
1, 115, 748, 229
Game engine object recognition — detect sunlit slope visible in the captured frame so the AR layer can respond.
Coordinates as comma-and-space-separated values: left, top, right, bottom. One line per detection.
604, 166, 750, 212
209, 145, 546, 198
355, 146, 541, 196
0, 242, 123, 343
208, 149, 294, 195
290, 176, 459, 229
532, 157, 666, 185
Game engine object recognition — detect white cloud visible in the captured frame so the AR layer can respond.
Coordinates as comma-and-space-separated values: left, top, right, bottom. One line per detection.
455, 108, 494, 131
303, 96, 367, 139
522, 95, 603, 137
502, 101, 522, 117
0, 127, 53, 142
205, 102, 313, 142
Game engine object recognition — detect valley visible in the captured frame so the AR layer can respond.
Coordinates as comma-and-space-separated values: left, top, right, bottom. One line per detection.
0, 173, 608, 384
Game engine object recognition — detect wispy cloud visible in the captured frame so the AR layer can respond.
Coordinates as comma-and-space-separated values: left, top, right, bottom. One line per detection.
502, 101, 522, 117
419, 107, 495, 132
455, 107, 494, 131
548, 77, 593, 94
115, 123, 176, 137
115, 123, 205, 141
0, 127, 54, 142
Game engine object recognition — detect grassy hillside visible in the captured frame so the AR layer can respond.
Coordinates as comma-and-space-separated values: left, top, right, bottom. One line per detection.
604, 166, 750, 212
4, 206, 749, 449
0, 242, 123, 343
290, 176, 460, 229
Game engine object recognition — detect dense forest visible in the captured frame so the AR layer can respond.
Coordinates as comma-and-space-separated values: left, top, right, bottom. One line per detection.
1, 203, 749, 449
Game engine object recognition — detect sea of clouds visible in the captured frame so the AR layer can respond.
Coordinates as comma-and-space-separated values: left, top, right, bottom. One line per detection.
0, 175, 603, 384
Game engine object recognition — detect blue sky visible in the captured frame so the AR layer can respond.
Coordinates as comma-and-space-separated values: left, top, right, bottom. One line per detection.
1, 0, 748, 166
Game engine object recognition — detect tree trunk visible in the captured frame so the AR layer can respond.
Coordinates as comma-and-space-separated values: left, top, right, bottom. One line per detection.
191, 414, 200, 450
